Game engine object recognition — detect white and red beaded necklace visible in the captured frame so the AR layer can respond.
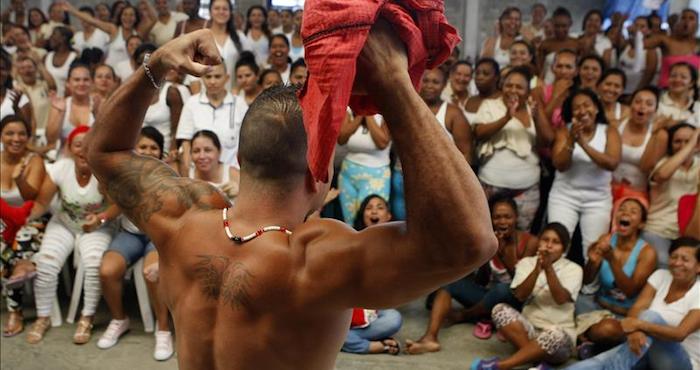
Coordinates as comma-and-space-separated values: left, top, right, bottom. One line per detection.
222, 208, 292, 244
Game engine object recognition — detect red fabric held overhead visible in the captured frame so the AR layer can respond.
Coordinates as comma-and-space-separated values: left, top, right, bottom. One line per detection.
298, 0, 461, 182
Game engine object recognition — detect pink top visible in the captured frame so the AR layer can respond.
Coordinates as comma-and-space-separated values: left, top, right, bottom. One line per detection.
657, 54, 700, 89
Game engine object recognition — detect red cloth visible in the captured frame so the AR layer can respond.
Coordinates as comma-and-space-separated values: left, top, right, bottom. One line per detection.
299, 0, 461, 181
0, 198, 33, 246
678, 193, 697, 235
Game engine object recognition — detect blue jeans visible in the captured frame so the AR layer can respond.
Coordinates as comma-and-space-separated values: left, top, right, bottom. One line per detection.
342, 309, 402, 354
641, 231, 672, 269
565, 310, 693, 370
445, 279, 521, 312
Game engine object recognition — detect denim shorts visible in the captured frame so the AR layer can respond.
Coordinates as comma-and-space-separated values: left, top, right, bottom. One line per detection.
106, 230, 156, 266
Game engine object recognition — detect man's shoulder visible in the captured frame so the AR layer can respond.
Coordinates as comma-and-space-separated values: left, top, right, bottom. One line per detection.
291, 217, 355, 244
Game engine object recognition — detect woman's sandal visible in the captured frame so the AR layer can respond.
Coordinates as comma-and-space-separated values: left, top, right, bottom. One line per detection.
26, 317, 51, 344
2, 311, 24, 337
73, 317, 94, 345
382, 338, 401, 355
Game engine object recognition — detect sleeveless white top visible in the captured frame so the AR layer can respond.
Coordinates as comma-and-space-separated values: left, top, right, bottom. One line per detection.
553, 124, 611, 192
45, 51, 78, 97
344, 114, 391, 168
105, 27, 135, 68
244, 32, 269, 68
493, 36, 511, 70
61, 97, 95, 141
613, 120, 652, 190
143, 82, 190, 150
435, 101, 452, 139
189, 164, 232, 187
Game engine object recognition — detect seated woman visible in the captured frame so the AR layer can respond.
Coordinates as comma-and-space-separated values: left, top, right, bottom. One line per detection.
596, 69, 630, 127
656, 62, 699, 127
575, 198, 657, 358
26, 126, 114, 345
188, 130, 239, 200
0, 115, 46, 337
341, 195, 402, 355
471, 222, 583, 370
96, 127, 173, 361
259, 68, 282, 91
566, 237, 700, 370
577, 55, 605, 91
406, 195, 537, 354
643, 123, 700, 268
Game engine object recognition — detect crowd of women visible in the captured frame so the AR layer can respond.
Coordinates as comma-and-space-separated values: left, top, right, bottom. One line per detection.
0, 1, 699, 369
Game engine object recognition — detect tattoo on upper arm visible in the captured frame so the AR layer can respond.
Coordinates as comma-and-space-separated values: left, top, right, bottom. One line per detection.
105, 155, 218, 225
194, 254, 254, 310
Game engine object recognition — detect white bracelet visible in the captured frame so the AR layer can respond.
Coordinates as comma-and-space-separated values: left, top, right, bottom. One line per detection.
142, 53, 161, 89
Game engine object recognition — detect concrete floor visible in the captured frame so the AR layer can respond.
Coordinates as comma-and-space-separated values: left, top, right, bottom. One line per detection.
1, 289, 570, 370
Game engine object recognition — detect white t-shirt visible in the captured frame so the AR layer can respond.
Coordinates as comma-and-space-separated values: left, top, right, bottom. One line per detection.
176, 92, 239, 166
73, 29, 111, 53
647, 269, 700, 370
511, 256, 583, 344
243, 32, 269, 67
343, 114, 391, 168
0, 92, 30, 121
46, 158, 107, 233
149, 12, 189, 47
657, 92, 700, 127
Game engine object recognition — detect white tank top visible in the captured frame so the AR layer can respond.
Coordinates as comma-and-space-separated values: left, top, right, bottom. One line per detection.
435, 101, 452, 139
61, 97, 95, 141
613, 120, 652, 190
493, 36, 511, 70
618, 45, 644, 95
189, 164, 231, 187
144, 82, 175, 150
344, 114, 391, 168
553, 124, 612, 191
543, 52, 556, 85
105, 27, 134, 67
45, 51, 78, 97
0, 186, 24, 207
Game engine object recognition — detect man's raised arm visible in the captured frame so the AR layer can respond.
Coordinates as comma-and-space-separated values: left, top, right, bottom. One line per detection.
296, 22, 497, 309
86, 30, 228, 246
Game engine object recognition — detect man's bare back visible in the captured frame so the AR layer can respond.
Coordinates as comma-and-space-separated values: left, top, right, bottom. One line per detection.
87, 24, 496, 370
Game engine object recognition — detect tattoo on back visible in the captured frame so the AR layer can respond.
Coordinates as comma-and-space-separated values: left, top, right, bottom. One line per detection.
106, 155, 218, 225
194, 254, 254, 310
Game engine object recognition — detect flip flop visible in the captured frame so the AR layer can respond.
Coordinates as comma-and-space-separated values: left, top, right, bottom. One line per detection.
3, 271, 37, 290
473, 320, 492, 340
382, 338, 401, 355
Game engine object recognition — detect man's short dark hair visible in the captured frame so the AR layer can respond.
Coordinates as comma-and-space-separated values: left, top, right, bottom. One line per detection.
238, 85, 308, 184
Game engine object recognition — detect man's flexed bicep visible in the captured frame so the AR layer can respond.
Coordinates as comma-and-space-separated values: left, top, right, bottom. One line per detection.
92, 151, 229, 246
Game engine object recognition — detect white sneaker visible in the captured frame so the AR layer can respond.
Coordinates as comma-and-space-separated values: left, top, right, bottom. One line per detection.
96, 318, 130, 349
154, 331, 174, 361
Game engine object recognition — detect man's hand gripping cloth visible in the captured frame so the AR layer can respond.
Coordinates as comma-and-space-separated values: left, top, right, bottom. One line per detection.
298, 0, 461, 182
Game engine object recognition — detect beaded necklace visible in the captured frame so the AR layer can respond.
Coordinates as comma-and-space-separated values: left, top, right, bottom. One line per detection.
222, 208, 292, 244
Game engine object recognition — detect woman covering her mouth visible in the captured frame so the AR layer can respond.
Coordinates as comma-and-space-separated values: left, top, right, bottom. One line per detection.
574, 198, 658, 360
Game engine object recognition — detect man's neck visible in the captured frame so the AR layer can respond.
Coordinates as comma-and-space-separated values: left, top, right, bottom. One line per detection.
231, 185, 309, 231
158, 12, 171, 22
208, 91, 227, 107
282, 25, 293, 33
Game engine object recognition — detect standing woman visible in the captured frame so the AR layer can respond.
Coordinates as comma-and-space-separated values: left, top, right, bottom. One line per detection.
243, 5, 272, 67
579, 10, 614, 67
94, 3, 111, 23
207, 0, 247, 91
0, 53, 33, 126
537, 7, 582, 84
188, 130, 240, 200
474, 67, 553, 231
577, 54, 605, 91
337, 110, 392, 225
142, 67, 188, 161
266, 34, 291, 84
549, 89, 621, 260
643, 123, 700, 268
44, 26, 77, 98
596, 68, 630, 127
0, 115, 46, 337
45, 64, 96, 155
444, 61, 472, 112
233, 52, 262, 111
91, 64, 118, 103
618, 16, 659, 95
656, 62, 699, 127
481, 7, 523, 70
289, 10, 304, 63
507, 40, 542, 89
62, 2, 151, 69
27, 8, 47, 46
36, 2, 70, 48
173, 0, 206, 37
26, 126, 114, 345
465, 58, 502, 125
